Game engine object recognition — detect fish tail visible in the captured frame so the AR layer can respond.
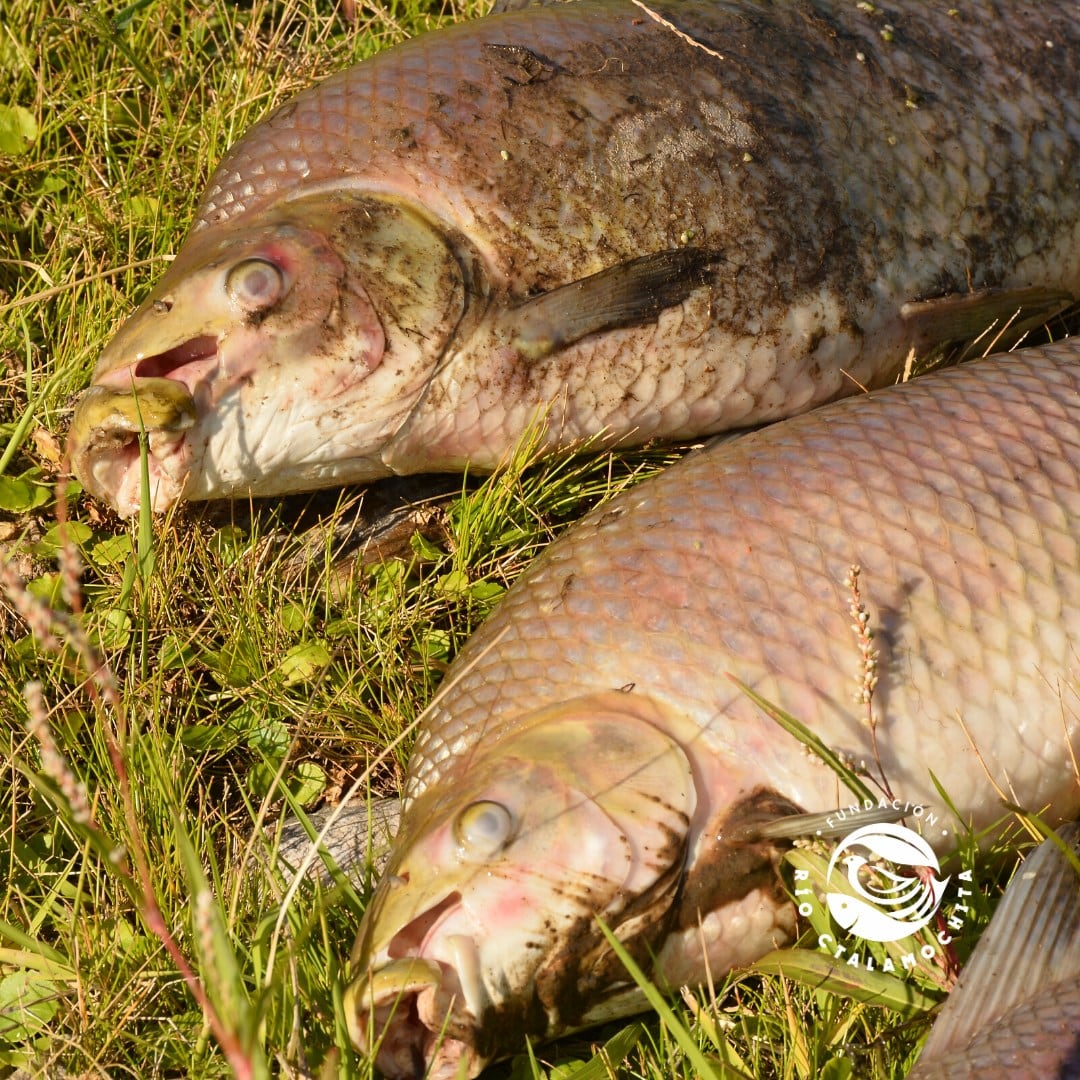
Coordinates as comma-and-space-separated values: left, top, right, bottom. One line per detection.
909, 822, 1080, 1077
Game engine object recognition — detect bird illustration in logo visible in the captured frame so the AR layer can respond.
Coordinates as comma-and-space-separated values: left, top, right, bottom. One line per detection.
825, 823, 950, 942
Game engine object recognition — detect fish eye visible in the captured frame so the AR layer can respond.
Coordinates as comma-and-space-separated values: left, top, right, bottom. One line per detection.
225, 258, 286, 311
454, 800, 515, 858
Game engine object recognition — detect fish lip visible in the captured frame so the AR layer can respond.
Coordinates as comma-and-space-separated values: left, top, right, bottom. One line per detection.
346, 957, 483, 1080
68, 378, 199, 516
69, 334, 219, 515
348, 891, 492, 1079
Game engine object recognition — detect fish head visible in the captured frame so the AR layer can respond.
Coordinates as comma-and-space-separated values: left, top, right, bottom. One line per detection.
346, 698, 700, 1079
68, 193, 466, 515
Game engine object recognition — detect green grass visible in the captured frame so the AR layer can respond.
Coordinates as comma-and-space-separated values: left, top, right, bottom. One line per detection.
1, 2, 1077, 1078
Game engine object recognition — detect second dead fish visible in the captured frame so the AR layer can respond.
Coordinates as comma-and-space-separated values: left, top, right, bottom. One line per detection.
347, 340, 1080, 1078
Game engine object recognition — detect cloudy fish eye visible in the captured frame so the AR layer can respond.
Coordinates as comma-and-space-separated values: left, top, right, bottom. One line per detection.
226, 258, 286, 311
454, 800, 515, 858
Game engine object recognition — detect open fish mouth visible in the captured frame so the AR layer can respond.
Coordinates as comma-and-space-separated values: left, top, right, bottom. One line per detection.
68, 335, 219, 515
347, 940, 488, 1080
346, 886, 496, 1079
129, 333, 219, 382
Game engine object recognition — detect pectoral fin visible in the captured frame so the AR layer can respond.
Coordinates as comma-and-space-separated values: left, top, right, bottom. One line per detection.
504, 247, 718, 361
674, 797, 922, 933
901, 285, 1074, 355
674, 789, 802, 930
751, 804, 910, 841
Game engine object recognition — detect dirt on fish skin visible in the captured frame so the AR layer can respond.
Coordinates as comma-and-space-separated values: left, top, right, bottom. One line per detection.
69, 0, 1080, 514
198, 2, 1078, 307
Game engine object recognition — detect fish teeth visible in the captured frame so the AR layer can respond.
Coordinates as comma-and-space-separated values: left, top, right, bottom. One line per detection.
446, 934, 488, 1020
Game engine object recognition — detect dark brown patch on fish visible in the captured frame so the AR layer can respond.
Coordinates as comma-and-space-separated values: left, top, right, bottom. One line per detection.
481, 43, 557, 85
533, 806, 689, 1028
675, 788, 802, 931
471, 984, 549, 1064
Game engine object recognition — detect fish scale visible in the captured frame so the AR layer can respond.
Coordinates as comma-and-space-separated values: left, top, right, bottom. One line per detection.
199, 0, 1080, 336
68, 0, 1080, 515
407, 345, 1080, 820
350, 342, 1080, 1078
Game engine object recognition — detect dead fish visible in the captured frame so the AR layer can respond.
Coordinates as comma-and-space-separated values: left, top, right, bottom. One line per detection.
68, 0, 1080, 516
273, 796, 402, 884
346, 340, 1080, 1079
907, 823, 1080, 1079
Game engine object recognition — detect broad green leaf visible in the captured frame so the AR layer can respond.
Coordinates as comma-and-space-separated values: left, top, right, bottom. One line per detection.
25, 573, 61, 604
416, 627, 452, 662
34, 172, 68, 195
435, 569, 471, 597
0, 475, 48, 512
367, 558, 407, 602
50, 709, 88, 743
223, 704, 263, 736
210, 524, 247, 565
125, 194, 159, 220
31, 521, 93, 557
529, 1024, 644, 1079
323, 617, 355, 640
178, 723, 241, 752
87, 533, 132, 568
246, 762, 278, 800
246, 718, 289, 757
250, 758, 331, 807
410, 532, 444, 561
0, 970, 60, 1041
89, 607, 132, 650
820, 1058, 855, 1080
82, 916, 149, 959
467, 578, 504, 602
549, 1062, 588, 1078
279, 601, 310, 633
275, 640, 331, 686
200, 641, 259, 686
0, 104, 36, 155
289, 761, 327, 806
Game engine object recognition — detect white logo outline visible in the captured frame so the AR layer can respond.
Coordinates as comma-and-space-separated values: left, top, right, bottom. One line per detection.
824, 822, 950, 943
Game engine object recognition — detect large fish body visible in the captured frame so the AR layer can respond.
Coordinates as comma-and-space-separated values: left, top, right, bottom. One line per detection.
68, 0, 1080, 515
348, 342, 1080, 1079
